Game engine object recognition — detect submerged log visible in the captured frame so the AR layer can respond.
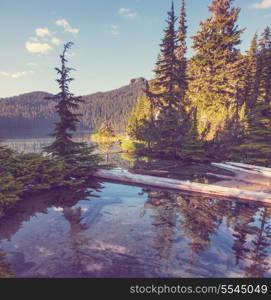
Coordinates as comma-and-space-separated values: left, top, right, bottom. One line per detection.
94, 169, 271, 204
206, 172, 236, 181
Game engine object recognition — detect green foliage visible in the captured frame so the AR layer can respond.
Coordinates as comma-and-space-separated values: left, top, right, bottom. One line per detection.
97, 121, 115, 137
0, 147, 104, 219
0, 143, 21, 217
127, 93, 158, 152
258, 27, 271, 105
0, 171, 23, 218
4, 153, 85, 190
91, 120, 123, 144
206, 103, 247, 160
232, 103, 271, 166
121, 140, 145, 154
188, 0, 244, 141
243, 33, 260, 109
177, 110, 207, 162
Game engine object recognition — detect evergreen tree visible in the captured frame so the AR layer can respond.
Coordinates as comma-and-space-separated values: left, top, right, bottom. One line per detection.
258, 27, 271, 104
243, 33, 260, 109
188, 0, 244, 141
44, 42, 84, 157
178, 108, 206, 162
234, 103, 271, 166
153, 2, 179, 108
44, 42, 101, 169
209, 102, 247, 160
127, 88, 157, 152
176, 0, 188, 103
150, 1, 192, 158
97, 118, 115, 138
127, 1, 204, 160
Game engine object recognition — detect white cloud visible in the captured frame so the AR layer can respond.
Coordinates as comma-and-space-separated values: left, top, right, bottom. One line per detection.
56, 18, 79, 34
35, 27, 52, 37
111, 25, 120, 35
252, 0, 271, 9
0, 71, 34, 79
25, 42, 53, 54
51, 37, 62, 45
118, 7, 138, 19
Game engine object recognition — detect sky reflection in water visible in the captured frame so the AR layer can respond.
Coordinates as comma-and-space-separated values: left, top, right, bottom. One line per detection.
0, 181, 270, 278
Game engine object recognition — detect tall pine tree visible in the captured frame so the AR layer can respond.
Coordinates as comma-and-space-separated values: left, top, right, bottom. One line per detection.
149, 1, 192, 158
176, 0, 188, 104
44, 42, 101, 169
258, 26, 271, 105
243, 33, 260, 109
188, 0, 244, 141
152, 2, 179, 108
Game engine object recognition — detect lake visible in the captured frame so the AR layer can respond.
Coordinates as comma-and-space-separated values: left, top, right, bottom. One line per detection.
0, 134, 271, 278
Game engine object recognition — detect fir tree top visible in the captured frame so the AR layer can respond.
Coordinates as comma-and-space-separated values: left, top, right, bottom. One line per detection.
154, 1, 178, 96
209, 0, 233, 20
259, 26, 271, 50
176, 0, 187, 60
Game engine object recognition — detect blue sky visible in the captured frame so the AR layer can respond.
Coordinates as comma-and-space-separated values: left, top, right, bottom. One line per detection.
0, 0, 271, 97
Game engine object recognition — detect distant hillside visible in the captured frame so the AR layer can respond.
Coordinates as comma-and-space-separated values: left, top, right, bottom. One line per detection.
0, 78, 146, 138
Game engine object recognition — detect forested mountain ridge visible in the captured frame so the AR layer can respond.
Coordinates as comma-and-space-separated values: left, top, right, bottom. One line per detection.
0, 77, 146, 137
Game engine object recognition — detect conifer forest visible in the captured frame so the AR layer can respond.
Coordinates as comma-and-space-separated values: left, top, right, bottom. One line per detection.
1, 0, 271, 280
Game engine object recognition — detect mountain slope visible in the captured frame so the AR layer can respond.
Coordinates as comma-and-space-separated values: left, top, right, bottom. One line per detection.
0, 78, 146, 138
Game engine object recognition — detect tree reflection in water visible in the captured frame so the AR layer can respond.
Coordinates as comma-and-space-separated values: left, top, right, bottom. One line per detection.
244, 207, 271, 277
0, 179, 102, 277
0, 250, 13, 278
143, 190, 178, 260
0, 177, 271, 278
142, 188, 271, 277
62, 207, 90, 277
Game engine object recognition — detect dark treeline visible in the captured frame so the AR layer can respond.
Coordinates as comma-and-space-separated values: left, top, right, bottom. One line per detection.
127, 0, 271, 166
0, 78, 146, 137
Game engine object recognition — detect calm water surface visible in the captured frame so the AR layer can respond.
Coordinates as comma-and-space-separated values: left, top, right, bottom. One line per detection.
0, 136, 271, 278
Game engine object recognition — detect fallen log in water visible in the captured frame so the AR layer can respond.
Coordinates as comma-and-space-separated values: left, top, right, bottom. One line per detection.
211, 162, 262, 175
225, 162, 271, 178
94, 169, 271, 204
206, 171, 271, 187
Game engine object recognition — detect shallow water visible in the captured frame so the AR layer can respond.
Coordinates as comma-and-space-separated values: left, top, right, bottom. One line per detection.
0, 136, 271, 278
0, 181, 270, 278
